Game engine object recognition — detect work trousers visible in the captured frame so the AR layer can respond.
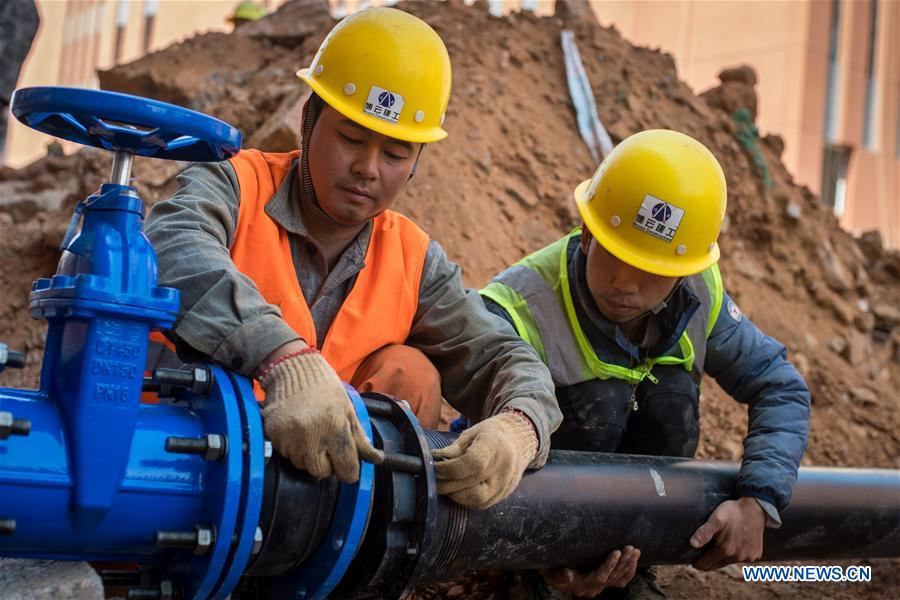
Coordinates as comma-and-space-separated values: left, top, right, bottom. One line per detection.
349, 344, 443, 430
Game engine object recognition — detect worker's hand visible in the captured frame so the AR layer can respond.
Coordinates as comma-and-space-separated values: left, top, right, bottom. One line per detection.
432, 411, 538, 509
259, 348, 383, 483
690, 497, 766, 570
541, 546, 640, 598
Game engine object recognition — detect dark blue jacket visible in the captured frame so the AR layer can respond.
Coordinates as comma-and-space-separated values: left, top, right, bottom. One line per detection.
699, 288, 810, 512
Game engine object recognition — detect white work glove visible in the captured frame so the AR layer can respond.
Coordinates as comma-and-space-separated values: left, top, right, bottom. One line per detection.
260, 349, 383, 483
432, 410, 538, 509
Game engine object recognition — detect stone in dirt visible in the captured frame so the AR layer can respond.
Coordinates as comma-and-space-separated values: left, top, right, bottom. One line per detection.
0, 559, 103, 600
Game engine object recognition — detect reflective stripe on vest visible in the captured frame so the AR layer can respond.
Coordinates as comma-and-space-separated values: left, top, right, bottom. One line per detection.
147, 149, 430, 397
481, 230, 723, 387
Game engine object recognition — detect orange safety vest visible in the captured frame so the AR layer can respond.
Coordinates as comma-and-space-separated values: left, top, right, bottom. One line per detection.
147, 148, 429, 398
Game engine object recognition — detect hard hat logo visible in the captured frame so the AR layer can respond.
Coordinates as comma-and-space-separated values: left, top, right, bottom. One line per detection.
650, 202, 673, 223
632, 195, 685, 244
378, 91, 396, 108
364, 86, 404, 124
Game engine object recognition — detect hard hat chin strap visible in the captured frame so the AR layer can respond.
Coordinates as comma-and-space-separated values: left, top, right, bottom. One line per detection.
300, 92, 345, 227
409, 145, 424, 180
647, 277, 685, 317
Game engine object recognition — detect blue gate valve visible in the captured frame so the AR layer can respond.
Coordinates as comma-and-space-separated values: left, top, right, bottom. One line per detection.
0, 87, 267, 599
14, 86, 241, 532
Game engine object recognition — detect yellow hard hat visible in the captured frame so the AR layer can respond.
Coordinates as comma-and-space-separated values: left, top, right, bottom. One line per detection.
574, 129, 727, 277
228, 1, 267, 23
297, 7, 451, 144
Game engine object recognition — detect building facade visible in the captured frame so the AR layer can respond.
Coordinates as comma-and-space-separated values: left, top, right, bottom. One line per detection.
593, 0, 899, 246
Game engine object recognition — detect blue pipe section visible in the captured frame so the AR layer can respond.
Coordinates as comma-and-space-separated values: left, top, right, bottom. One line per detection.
0, 390, 207, 560
0, 364, 271, 600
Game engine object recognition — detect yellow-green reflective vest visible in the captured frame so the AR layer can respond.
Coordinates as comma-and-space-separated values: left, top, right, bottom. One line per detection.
480, 230, 724, 387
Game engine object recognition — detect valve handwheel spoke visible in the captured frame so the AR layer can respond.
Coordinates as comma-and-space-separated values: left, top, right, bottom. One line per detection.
11, 86, 241, 162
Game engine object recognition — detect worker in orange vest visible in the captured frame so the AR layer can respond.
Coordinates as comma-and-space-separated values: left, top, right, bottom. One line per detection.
145, 7, 561, 509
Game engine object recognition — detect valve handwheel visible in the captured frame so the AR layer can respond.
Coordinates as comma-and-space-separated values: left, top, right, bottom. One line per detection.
11, 86, 241, 162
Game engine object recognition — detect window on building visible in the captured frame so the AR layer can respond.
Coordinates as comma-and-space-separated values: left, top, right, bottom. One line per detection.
823, 0, 842, 142
896, 83, 900, 159
143, 0, 159, 54
89, 2, 107, 87
821, 144, 852, 216
75, 4, 89, 86
113, 0, 130, 64
58, 3, 72, 83
862, 0, 878, 150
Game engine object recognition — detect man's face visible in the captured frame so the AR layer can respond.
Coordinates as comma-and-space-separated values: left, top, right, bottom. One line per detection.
307, 105, 421, 227
581, 228, 679, 323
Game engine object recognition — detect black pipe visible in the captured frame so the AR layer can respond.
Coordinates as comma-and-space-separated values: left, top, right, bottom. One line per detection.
333, 393, 438, 599
420, 448, 900, 582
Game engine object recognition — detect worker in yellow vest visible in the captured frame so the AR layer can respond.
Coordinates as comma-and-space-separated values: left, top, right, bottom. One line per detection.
481, 130, 810, 598
145, 7, 560, 509
227, 1, 268, 29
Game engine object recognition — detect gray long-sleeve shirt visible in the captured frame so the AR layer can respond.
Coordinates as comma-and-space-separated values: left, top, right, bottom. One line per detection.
144, 158, 561, 464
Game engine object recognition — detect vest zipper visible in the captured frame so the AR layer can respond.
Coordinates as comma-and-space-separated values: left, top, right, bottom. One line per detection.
631, 366, 659, 411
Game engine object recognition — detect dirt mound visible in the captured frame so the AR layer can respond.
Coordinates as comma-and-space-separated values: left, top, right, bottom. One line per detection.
1, 0, 897, 596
